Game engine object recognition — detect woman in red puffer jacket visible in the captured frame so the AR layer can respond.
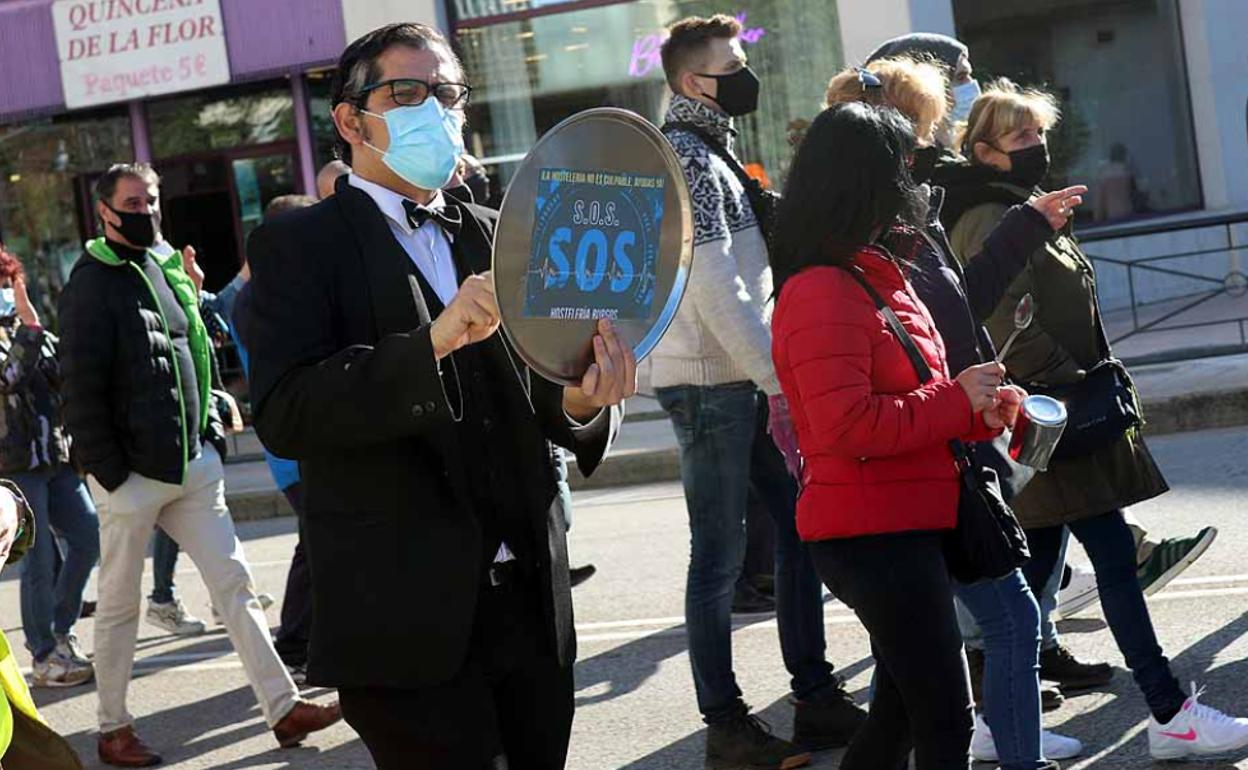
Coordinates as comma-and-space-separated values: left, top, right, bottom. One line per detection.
769, 102, 1025, 770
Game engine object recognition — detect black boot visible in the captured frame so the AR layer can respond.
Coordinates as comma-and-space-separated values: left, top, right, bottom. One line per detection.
706, 710, 811, 770
1039, 644, 1113, 690
969, 647, 1064, 712
731, 577, 776, 614
791, 681, 867, 750
569, 564, 597, 588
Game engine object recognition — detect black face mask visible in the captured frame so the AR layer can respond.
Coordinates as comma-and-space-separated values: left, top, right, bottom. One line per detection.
910, 146, 940, 185
103, 203, 158, 249
697, 66, 761, 117
1004, 143, 1050, 189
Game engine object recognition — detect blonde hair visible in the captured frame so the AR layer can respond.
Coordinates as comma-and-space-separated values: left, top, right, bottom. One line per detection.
824, 57, 948, 144
959, 78, 1060, 160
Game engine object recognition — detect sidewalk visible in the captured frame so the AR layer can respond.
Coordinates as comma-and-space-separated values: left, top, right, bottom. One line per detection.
223, 351, 1248, 520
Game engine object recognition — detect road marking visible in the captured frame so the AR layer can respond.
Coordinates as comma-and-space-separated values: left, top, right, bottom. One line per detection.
1169, 573, 1248, 586
39, 573, 1248, 676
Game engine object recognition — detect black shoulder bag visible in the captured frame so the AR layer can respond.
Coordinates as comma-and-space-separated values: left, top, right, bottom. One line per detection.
840, 266, 1030, 584
1030, 290, 1142, 459
661, 121, 781, 253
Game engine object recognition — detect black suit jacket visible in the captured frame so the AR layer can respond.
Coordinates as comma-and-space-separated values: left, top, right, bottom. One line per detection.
245, 176, 620, 689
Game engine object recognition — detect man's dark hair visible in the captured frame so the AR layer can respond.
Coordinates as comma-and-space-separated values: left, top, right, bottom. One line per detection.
263, 194, 316, 221
330, 23, 463, 165
93, 163, 160, 205
660, 14, 742, 93
770, 102, 925, 295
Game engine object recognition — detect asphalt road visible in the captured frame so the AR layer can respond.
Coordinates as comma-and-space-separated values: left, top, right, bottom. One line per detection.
11, 425, 1248, 769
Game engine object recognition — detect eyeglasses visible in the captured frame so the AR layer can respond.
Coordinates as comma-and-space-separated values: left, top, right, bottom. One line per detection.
855, 67, 883, 92
354, 78, 472, 109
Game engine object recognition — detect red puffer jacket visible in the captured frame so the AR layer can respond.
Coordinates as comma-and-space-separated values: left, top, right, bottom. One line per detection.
772, 246, 999, 541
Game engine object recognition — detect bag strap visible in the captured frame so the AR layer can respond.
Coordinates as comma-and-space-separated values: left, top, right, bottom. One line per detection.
838, 265, 977, 466
838, 266, 933, 384
662, 121, 770, 223
662, 121, 754, 187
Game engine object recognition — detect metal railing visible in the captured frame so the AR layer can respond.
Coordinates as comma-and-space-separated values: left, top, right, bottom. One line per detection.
1084, 218, 1248, 362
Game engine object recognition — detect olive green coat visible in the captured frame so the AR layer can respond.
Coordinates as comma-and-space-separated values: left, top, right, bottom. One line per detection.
949, 182, 1168, 529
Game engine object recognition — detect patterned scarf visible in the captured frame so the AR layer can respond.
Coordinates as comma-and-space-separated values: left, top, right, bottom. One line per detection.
664, 94, 736, 154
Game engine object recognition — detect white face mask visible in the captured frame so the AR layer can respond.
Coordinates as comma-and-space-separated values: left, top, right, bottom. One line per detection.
951, 79, 982, 124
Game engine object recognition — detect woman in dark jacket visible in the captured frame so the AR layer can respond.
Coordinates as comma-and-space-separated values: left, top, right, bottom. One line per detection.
940, 78, 1248, 762
0, 249, 98, 690
823, 59, 1086, 770
770, 101, 1025, 770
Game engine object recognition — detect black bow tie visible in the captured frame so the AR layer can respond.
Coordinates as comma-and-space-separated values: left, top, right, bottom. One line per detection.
402, 199, 462, 238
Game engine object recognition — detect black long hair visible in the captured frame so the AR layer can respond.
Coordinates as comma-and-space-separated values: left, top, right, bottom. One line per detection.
770, 102, 925, 294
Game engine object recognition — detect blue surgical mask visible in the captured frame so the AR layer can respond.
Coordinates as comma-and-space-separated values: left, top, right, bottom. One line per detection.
362, 99, 465, 191
0, 288, 15, 318
951, 79, 982, 123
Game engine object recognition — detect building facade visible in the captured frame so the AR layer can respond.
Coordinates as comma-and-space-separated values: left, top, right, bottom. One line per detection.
1, 0, 1245, 359
0, 0, 441, 323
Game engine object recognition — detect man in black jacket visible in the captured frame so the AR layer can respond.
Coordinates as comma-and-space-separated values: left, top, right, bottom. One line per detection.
58, 164, 342, 767
245, 23, 631, 770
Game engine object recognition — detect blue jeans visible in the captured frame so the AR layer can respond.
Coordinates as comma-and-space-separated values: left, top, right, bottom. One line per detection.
957, 529, 1067, 652
13, 465, 99, 661
150, 528, 179, 605
656, 382, 836, 723
954, 571, 1046, 770
1022, 510, 1186, 722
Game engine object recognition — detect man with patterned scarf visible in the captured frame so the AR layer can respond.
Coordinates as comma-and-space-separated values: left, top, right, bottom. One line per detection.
653, 14, 866, 770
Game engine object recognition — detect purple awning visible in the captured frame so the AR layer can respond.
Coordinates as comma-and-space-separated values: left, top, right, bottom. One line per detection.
0, 0, 346, 123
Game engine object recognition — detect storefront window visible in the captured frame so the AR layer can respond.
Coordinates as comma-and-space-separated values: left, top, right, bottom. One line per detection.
954, 0, 1202, 225
306, 71, 339, 169
0, 110, 132, 325
147, 81, 296, 160
455, 0, 843, 205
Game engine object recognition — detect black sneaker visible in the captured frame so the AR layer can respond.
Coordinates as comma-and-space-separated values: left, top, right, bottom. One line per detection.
731, 579, 777, 615
792, 682, 867, 750
1042, 684, 1065, 712
1039, 644, 1113, 691
287, 662, 308, 687
570, 564, 597, 588
707, 711, 811, 770
969, 647, 1064, 712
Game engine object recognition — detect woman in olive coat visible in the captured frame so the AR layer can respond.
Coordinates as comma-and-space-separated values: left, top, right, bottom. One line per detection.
935, 78, 1248, 762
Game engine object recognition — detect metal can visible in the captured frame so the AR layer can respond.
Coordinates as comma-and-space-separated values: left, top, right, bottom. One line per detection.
1009, 395, 1068, 472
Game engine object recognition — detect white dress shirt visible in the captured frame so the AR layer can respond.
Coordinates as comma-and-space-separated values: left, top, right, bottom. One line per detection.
349, 173, 522, 565
348, 173, 461, 305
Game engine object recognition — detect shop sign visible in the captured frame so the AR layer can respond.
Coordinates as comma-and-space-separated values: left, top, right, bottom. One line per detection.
51, 0, 231, 109
629, 11, 766, 79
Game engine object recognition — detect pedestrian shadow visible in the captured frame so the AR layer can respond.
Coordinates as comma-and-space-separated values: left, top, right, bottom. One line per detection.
616, 689, 856, 770
1049, 608, 1248, 767
56, 686, 362, 769
1056, 617, 1108, 635
574, 615, 873, 710
574, 625, 688, 707
58, 686, 266, 766
29, 633, 283, 714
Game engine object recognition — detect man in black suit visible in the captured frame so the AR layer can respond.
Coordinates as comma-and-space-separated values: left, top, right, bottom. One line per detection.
244, 23, 633, 770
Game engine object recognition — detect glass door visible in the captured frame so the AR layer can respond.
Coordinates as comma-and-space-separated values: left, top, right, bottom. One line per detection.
229, 149, 298, 249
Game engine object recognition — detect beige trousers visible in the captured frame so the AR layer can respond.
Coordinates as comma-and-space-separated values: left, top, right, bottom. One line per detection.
89, 445, 297, 733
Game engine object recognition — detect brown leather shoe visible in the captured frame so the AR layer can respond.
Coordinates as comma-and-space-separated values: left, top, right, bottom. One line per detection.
98, 726, 162, 767
273, 700, 343, 748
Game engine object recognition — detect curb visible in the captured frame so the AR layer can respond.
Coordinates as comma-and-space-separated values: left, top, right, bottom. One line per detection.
224, 389, 1248, 522
1140, 388, 1248, 437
